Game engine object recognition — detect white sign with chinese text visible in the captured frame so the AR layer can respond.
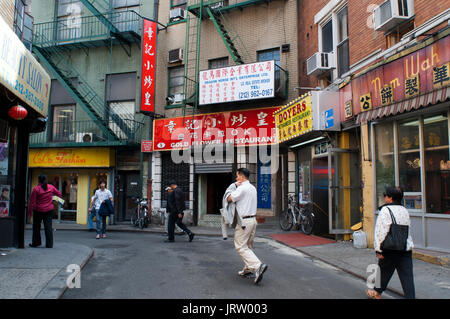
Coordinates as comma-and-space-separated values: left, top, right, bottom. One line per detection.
199, 60, 275, 105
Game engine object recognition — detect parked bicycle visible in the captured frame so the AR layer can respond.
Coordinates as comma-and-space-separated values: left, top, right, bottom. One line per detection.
131, 198, 149, 229
279, 194, 315, 234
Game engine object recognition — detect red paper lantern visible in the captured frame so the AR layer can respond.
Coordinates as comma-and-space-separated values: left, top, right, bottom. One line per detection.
8, 105, 28, 120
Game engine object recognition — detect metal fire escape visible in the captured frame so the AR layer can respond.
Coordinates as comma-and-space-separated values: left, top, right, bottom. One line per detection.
183, 0, 264, 120
31, 1, 143, 145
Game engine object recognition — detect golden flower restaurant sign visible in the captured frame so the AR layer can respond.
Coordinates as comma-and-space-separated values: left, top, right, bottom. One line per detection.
274, 91, 340, 143
29, 148, 115, 168
0, 16, 50, 117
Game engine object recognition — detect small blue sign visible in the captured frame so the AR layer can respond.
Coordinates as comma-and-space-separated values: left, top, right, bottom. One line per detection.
323, 108, 334, 129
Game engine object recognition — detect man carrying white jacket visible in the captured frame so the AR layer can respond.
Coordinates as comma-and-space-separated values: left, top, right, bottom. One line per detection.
227, 168, 268, 285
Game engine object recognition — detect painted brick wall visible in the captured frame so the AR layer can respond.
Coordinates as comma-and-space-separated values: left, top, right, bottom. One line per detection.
0, 0, 15, 29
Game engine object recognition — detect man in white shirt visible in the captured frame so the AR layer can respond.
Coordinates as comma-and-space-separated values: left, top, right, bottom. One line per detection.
227, 168, 268, 285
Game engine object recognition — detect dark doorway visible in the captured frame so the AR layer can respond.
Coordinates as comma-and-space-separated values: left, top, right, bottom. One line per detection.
206, 173, 233, 215
117, 171, 140, 221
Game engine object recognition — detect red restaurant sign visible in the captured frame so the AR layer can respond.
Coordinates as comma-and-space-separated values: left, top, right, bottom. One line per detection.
350, 35, 450, 115
153, 107, 280, 151
140, 19, 157, 113
141, 140, 153, 153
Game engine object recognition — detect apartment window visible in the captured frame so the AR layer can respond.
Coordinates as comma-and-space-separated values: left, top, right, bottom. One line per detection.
52, 105, 76, 142
57, 0, 82, 41
14, 0, 33, 50
168, 66, 185, 97
321, 20, 333, 53
258, 48, 280, 87
337, 6, 349, 77
209, 57, 228, 69
171, 0, 187, 9
386, 21, 414, 48
106, 73, 136, 139
112, 0, 140, 32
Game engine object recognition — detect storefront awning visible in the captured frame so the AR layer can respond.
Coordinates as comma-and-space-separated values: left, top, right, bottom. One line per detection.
356, 86, 450, 124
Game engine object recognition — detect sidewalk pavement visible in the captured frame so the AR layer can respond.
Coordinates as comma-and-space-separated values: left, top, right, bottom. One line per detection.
1, 218, 448, 299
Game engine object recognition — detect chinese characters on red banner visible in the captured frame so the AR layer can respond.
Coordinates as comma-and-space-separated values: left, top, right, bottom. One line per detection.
153, 107, 280, 151
140, 19, 157, 113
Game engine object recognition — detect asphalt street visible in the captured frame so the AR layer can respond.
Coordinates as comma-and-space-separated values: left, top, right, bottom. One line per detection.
38, 230, 397, 299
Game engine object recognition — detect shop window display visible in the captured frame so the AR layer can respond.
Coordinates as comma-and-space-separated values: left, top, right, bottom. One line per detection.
398, 120, 422, 211
423, 114, 450, 214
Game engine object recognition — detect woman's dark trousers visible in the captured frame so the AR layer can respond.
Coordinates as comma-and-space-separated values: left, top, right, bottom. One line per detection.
32, 210, 54, 248
374, 250, 415, 299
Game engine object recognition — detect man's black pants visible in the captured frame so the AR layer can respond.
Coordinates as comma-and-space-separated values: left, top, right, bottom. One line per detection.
374, 250, 415, 299
32, 210, 53, 248
167, 212, 192, 241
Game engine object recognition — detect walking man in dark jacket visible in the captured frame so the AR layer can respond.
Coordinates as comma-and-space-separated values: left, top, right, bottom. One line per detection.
165, 180, 195, 243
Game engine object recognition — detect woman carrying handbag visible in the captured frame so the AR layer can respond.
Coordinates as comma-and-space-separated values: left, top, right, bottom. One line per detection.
367, 187, 415, 299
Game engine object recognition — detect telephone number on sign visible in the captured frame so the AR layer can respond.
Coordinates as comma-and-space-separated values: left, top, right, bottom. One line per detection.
239, 89, 274, 99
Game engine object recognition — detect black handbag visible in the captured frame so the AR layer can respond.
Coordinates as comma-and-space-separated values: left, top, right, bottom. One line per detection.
381, 207, 409, 251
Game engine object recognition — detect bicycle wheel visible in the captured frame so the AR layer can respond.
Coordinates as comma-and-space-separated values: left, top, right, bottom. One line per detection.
301, 211, 314, 235
279, 208, 294, 231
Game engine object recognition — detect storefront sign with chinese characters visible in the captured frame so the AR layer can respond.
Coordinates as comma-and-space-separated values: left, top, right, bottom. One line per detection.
344, 100, 353, 118
152, 106, 280, 151
433, 62, 450, 89
274, 93, 313, 143
140, 19, 157, 113
141, 140, 153, 153
351, 35, 450, 114
199, 60, 275, 105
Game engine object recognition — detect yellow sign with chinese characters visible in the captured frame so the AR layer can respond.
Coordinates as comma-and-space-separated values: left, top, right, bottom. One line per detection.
405, 74, 420, 98
29, 148, 115, 168
274, 93, 313, 143
433, 62, 450, 89
360, 93, 372, 112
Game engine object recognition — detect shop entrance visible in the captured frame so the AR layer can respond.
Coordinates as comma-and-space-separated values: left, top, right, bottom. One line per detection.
47, 173, 78, 222
198, 173, 234, 217
117, 171, 140, 221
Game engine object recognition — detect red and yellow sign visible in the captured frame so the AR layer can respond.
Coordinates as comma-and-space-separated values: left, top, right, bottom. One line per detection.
274, 93, 313, 143
351, 35, 450, 115
29, 148, 115, 168
153, 106, 279, 151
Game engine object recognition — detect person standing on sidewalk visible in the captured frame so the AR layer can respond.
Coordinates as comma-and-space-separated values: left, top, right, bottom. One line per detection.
28, 175, 62, 248
165, 180, 194, 243
88, 181, 113, 239
227, 168, 267, 285
367, 186, 415, 299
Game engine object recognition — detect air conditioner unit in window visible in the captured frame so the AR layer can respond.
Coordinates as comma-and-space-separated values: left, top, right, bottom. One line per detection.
168, 48, 184, 63
306, 52, 336, 76
76, 132, 93, 143
169, 7, 186, 21
373, 0, 414, 32
210, 0, 228, 10
173, 93, 184, 104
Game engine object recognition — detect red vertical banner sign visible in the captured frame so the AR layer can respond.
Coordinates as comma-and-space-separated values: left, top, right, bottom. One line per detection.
140, 19, 157, 113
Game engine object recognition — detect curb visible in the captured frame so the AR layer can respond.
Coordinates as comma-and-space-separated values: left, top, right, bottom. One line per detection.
412, 250, 450, 269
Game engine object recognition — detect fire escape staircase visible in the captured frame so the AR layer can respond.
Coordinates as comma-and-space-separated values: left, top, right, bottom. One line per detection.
182, 0, 255, 120
80, 0, 135, 56
32, 33, 134, 142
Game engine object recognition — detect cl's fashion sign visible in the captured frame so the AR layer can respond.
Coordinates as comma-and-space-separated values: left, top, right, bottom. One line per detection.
199, 60, 275, 105
29, 148, 115, 167
153, 106, 280, 151
0, 16, 50, 117
140, 18, 157, 113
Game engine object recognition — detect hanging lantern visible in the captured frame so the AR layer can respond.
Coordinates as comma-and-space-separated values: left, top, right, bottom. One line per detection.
8, 105, 28, 120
